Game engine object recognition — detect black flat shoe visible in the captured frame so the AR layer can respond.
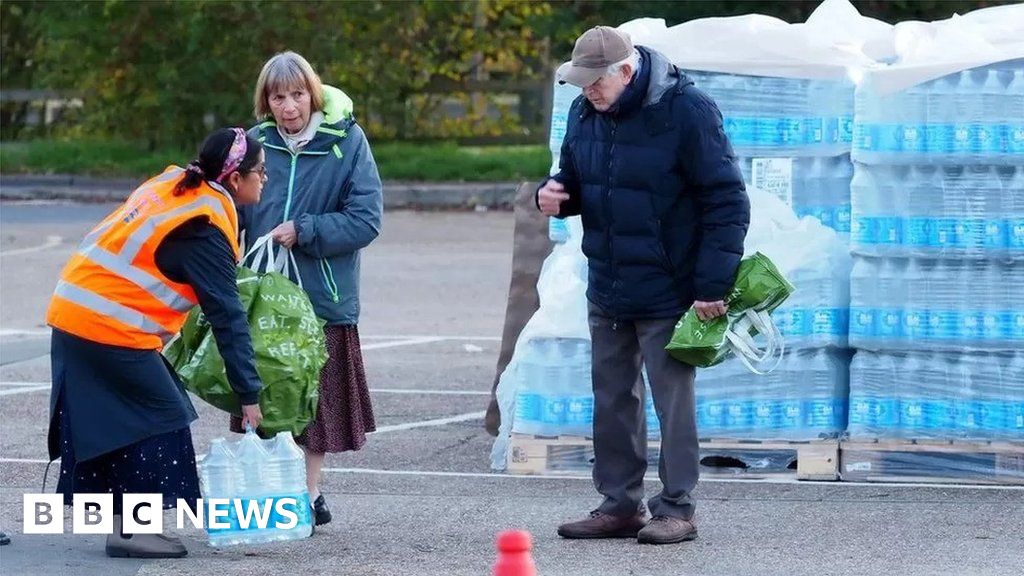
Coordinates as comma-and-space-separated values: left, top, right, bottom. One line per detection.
0, 531, 10, 545
313, 494, 332, 526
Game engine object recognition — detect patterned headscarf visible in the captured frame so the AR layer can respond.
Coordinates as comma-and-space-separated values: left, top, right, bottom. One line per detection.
216, 128, 248, 183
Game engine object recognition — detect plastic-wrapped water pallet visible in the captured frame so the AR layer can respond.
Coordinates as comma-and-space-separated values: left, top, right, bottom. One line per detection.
506, 433, 840, 481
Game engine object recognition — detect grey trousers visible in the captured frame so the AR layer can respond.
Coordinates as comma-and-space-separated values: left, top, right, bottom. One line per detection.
589, 302, 699, 520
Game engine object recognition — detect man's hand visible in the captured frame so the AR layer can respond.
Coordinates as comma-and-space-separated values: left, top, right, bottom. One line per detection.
693, 300, 728, 322
271, 221, 298, 248
240, 403, 263, 431
538, 180, 569, 216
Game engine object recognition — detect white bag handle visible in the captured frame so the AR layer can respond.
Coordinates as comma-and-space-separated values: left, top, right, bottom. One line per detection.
725, 309, 785, 375
242, 233, 303, 289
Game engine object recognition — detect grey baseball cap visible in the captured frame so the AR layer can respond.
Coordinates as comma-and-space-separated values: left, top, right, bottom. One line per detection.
556, 26, 633, 88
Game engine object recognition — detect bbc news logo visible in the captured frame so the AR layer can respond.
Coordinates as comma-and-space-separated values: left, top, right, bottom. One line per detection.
23, 494, 302, 534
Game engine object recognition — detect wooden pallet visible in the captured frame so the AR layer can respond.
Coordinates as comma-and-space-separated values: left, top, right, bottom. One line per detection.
507, 433, 840, 481
840, 440, 1024, 485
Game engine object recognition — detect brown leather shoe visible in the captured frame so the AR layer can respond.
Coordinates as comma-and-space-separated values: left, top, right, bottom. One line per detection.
557, 508, 648, 539
637, 515, 698, 545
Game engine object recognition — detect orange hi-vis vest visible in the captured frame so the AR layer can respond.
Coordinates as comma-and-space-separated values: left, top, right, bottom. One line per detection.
46, 166, 241, 350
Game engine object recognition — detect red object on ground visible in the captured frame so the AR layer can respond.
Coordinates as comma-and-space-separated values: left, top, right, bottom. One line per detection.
493, 530, 537, 576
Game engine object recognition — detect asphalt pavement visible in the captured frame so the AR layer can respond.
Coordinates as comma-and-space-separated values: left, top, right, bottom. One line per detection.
0, 201, 1022, 576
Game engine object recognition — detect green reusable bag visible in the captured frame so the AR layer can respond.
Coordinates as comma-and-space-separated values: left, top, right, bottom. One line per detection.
165, 266, 327, 436
665, 252, 794, 370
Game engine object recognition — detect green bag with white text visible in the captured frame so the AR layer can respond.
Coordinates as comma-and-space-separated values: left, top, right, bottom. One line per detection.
165, 237, 327, 436
665, 252, 794, 373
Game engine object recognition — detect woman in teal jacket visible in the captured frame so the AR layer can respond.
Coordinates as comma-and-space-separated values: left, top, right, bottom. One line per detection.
234, 51, 383, 526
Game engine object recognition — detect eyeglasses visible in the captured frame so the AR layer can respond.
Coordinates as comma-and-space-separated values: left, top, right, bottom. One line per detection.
248, 165, 267, 179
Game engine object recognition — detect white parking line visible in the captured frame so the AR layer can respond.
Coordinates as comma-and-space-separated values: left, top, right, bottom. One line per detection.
0, 329, 51, 337
0, 235, 63, 257
1, 457, 1022, 490
371, 411, 485, 434
362, 337, 447, 350
361, 335, 501, 341
371, 388, 490, 396
0, 385, 49, 396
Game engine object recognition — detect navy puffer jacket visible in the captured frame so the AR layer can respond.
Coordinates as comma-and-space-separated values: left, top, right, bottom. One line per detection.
542, 46, 750, 320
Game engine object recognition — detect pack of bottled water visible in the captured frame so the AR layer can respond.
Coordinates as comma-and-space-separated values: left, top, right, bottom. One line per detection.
850, 256, 1024, 351
847, 57, 1024, 443
510, 337, 662, 440
852, 61, 1024, 167
696, 348, 850, 440
849, 350, 1024, 441
686, 70, 856, 239
851, 164, 1024, 258
769, 244, 851, 349
199, 431, 314, 547
546, 81, 581, 244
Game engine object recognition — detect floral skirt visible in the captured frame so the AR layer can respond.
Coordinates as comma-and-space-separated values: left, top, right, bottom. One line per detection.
232, 324, 376, 452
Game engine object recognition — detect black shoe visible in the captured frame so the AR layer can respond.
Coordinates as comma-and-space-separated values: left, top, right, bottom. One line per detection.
313, 494, 332, 526
0, 531, 10, 545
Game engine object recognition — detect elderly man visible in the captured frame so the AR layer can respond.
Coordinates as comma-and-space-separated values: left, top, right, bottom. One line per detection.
538, 26, 749, 545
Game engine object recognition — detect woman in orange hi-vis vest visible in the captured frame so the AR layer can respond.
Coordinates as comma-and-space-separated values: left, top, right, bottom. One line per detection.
45, 128, 267, 559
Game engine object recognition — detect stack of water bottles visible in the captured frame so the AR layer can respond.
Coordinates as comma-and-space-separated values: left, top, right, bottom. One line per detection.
686, 70, 856, 240
693, 185, 853, 440
848, 58, 1024, 443
546, 80, 579, 245
199, 430, 314, 546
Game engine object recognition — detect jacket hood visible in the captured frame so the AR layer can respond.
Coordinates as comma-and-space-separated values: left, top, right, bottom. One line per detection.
255, 85, 355, 153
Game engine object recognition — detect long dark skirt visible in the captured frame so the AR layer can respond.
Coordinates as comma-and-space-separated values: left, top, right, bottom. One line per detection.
232, 324, 376, 452
55, 391, 200, 515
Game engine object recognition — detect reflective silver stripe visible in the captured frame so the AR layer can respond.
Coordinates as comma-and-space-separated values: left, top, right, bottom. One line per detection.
79, 245, 195, 313
54, 281, 174, 342
81, 168, 185, 247
120, 196, 230, 263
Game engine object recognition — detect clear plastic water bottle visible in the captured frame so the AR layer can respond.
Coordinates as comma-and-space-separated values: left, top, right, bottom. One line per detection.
902, 257, 931, 347
981, 166, 1008, 253
1007, 166, 1024, 253
849, 351, 899, 439
930, 259, 962, 346
900, 83, 928, 161
1002, 352, 1024, 440
548, 217, 569, 243
925, 75, 957, 163
1006, 70, 1024, 157
561, 339, 593, 437
1008, 262, 1024, 345
897, 353, 927, 439
850, 165, 878, 253
877, 257, 907, 344
905, 166, 940, 257
511, 348, 544, 435
952, 70, 978, 160
200, 431, 313, 547
956, 260, 986, 349
849, 256, 877, 349
853, 76, 890, 164
831, 155, 854, 236
979, 68, 1005, 157
803, 349, 848, 437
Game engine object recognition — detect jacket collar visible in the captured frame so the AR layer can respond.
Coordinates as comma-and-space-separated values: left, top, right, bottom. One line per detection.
605, 49, 651, 117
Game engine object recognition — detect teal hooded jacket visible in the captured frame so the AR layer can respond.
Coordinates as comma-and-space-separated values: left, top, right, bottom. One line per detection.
242, 85, 383, 325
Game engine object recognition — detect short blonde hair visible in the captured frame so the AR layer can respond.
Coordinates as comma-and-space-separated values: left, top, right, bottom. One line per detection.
253, 51, 325, 120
